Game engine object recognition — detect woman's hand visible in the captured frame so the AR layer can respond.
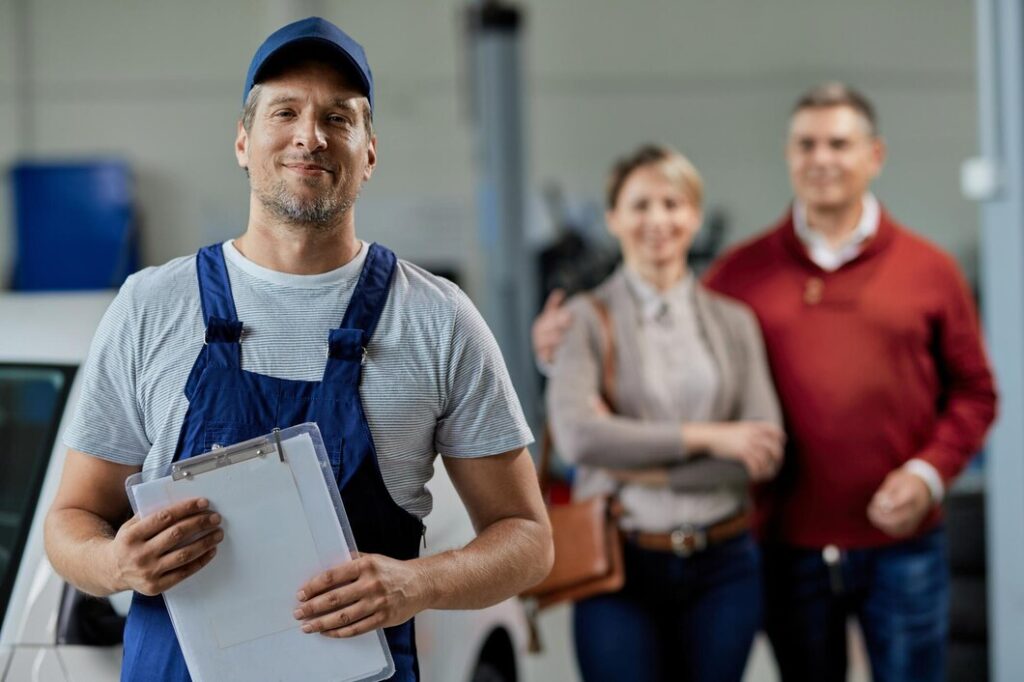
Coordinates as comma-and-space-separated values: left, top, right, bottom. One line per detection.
683, 422, 785, 482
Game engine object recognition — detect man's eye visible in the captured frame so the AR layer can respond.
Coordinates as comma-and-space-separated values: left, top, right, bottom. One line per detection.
273, 110, 295, 118
328, 115, 350, 125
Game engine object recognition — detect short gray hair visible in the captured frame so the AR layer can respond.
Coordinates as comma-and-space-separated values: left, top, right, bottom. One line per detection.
241, 84, 263, 133
791, 82, 878, 136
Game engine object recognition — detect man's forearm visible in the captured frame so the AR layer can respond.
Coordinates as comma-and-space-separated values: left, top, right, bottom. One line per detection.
44, 509, 121, 597
413, 515, 553, 611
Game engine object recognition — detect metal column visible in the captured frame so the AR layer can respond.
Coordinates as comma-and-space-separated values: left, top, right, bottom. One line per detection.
466, 2, 540, 430
970, 0, 1024, 679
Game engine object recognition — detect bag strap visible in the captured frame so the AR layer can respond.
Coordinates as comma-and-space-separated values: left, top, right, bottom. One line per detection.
538, 295, 617, 496
537, 426, 555, 496
587, 294, 617, 409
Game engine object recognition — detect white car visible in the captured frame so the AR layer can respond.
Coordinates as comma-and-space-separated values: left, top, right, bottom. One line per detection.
0, 292, 529, 682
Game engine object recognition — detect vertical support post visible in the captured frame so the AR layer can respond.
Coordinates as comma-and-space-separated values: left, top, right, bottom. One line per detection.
971, 0, 1024, 679
466, 2, 540, 430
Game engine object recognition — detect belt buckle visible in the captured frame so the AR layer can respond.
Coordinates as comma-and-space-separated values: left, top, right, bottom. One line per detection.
670, 524, 707, 557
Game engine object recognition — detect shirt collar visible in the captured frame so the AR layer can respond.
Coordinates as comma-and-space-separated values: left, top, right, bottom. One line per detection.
223, 239, 368, 288
622, 266, 693, 323
793, 193, 880, 271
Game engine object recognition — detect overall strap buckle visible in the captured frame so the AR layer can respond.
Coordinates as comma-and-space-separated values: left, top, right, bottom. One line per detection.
204, 317, 244, 344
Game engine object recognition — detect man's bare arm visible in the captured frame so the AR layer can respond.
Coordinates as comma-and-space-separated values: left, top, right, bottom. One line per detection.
294, 447, 553, 638
427, 446, 554, 607
44, 449, 223, 597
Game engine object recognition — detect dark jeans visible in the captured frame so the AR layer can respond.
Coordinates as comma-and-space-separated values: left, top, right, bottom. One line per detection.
573, 531, 762, 682
763, 527, 950, 682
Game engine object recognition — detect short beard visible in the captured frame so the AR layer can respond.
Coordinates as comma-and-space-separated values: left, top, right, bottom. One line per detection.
255, 178, 355, 231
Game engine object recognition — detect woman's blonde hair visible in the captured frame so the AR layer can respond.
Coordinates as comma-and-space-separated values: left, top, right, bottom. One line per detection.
605, 144, 703, 210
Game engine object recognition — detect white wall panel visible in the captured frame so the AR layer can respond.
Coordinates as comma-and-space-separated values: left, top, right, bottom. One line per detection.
0, 0, 979, 294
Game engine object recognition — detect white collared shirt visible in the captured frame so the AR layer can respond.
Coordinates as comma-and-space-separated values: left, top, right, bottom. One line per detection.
792, 194, 945, 504
793, 193, 880, 271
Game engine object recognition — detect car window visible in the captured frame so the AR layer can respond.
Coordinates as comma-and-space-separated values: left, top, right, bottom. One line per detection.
0, 364, 75, 624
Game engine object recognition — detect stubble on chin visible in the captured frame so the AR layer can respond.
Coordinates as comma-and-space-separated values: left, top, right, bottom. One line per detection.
255, 179, 357, 232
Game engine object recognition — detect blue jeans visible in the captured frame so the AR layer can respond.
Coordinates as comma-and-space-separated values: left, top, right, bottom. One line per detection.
573, 532, 762, 682
763, 527, 950, 682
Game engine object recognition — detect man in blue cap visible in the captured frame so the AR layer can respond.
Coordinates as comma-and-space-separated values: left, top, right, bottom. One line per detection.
44, 17, 553, 681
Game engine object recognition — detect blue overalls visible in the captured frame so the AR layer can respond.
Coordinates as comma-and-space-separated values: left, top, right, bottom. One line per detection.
121, 243, 422, 681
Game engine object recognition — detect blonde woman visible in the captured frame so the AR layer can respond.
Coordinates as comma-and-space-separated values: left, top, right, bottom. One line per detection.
546, 144, 783, 682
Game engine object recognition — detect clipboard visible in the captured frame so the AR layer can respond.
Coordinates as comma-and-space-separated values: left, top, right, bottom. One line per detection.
125, 422, 395, 682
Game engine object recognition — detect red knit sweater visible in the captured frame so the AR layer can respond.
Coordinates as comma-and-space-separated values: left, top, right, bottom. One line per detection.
704, 208, 997, 548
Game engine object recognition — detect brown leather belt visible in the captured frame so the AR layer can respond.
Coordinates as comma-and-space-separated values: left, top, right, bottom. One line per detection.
627, 513, 750, 557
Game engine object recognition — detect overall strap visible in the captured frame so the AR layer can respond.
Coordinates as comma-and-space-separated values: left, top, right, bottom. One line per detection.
340, 242, 397, 342
195, 244, 242, 366
196, 244, 240, 326
328, 243, 397, 362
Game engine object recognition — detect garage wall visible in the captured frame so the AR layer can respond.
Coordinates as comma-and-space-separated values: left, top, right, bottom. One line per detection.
0, 0, 979, 295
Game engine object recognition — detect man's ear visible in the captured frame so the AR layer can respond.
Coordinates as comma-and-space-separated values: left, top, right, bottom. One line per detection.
872, 133, 888, 179
871, 135, 887, 178
363, 134, 377, 182
235, 120, 249, 170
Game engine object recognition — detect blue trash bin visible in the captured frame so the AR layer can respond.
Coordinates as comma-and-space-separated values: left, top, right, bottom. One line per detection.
10, 160, 138, 291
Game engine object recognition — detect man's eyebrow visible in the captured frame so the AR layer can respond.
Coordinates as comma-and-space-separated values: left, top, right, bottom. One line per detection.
265, 94, 299, 108
331, 98, 361, 111
263, 94, 361, 111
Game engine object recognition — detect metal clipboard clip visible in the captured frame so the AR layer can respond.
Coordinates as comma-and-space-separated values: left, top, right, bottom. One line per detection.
172, 427, 287, 481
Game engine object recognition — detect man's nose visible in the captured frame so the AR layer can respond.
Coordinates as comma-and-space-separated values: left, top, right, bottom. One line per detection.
809, 143, 833, 165
293, 113, 327, 151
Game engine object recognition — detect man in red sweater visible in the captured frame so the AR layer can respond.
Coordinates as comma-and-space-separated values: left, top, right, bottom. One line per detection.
531, 82, 997, 682
702, 82, 996, 682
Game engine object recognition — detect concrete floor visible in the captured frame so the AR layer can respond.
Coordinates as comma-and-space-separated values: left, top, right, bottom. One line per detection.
521, 604, 871, 682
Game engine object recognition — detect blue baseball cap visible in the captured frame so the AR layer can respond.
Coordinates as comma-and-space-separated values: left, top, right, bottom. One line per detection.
243, 17, 374, 111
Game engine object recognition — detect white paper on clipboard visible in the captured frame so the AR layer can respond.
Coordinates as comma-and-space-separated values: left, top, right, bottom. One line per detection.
125, 423, 394, 682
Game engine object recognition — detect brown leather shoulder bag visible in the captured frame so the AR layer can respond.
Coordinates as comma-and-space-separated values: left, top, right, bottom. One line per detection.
522, 295, 624, 611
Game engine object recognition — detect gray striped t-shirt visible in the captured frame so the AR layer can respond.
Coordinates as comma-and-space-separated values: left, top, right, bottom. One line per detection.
64, 240, 533, 519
